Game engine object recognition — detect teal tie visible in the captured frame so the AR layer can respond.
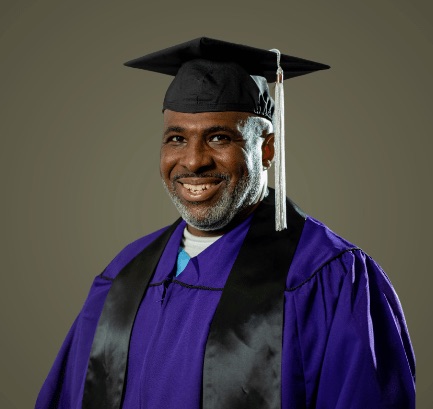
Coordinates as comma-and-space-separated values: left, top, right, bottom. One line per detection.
176, 247, 191, 276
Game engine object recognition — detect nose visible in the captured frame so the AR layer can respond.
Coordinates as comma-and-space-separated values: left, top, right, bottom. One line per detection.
179, 138, 214, 173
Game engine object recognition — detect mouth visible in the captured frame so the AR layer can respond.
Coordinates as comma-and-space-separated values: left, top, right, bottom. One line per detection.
175, 177, 225, 202
183, 182, 217, 193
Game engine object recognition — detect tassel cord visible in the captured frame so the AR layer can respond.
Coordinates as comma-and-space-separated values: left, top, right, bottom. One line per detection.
270, 49, 287, 231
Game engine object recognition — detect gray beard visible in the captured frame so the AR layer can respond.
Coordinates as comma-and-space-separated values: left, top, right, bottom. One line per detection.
162, 168, 262, 232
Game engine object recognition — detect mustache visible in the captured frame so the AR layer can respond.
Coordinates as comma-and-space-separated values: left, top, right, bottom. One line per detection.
172, 173, 230, 182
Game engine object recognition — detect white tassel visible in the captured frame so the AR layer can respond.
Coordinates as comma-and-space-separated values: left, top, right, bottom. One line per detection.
270, 49, 287, 231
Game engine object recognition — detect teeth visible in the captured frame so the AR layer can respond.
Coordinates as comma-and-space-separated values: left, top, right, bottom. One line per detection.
183, 183, 214, 192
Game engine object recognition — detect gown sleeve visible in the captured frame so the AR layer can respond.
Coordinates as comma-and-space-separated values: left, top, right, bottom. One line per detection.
35, 276, 112, 409
287, 249, 415, 408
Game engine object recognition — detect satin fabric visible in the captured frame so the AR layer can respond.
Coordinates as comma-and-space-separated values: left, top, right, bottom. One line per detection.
202, 195, 305, 409
36, 206, 415, 408
82, 219, 181, 409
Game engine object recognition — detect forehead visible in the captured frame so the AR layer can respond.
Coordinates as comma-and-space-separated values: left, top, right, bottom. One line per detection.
163, 110, 255, 132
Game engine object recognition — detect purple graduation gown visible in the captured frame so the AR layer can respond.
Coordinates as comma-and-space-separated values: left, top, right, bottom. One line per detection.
36, 202, 415, 408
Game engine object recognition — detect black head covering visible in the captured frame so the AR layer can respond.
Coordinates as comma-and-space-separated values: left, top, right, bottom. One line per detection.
124, 37, 329, 122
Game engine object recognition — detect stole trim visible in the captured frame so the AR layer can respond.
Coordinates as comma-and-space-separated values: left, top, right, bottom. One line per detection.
82, 219, 181, 409
203, 190, 306, 409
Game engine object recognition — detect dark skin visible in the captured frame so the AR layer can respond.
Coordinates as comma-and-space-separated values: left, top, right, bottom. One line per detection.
160, 110, 275, 237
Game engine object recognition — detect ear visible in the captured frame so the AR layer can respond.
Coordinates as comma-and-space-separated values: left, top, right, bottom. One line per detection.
261, 133, 275, 167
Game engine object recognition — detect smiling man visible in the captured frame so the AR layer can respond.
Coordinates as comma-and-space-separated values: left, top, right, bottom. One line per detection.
161, 110, 273, 235
36, 38, 415, 409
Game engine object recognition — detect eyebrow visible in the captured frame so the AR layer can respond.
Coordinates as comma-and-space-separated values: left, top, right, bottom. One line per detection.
203, 126, 238, 137
164, 126, 185, 136
164, 125, 240, 137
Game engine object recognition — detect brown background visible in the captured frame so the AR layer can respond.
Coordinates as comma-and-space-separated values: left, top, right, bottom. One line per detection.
1, 1, 432, 407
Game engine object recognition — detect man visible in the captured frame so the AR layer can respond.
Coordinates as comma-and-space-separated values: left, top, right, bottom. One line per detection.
36, 38, 415, 409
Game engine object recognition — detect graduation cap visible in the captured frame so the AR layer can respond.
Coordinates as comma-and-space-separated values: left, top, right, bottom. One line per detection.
124, 37, 329, 230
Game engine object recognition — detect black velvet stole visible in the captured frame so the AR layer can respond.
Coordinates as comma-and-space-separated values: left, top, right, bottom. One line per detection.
82, 189, 305, 409
202, 191, 305, 409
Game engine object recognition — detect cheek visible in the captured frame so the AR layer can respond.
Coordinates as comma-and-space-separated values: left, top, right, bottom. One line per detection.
160, 148, 177, 178
225, 156, 253, 182
217, 151, 246, 177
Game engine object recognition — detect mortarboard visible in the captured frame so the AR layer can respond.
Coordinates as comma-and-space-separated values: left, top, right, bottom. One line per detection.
124, 37, 329, 230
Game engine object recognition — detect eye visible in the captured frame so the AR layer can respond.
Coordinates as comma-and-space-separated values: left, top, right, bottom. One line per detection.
164, 135, 185, 144
209, 134, 231, 143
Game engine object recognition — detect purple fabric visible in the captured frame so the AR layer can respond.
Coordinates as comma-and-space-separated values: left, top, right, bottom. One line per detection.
282, 218, 415, 407
36, 216, 415, 408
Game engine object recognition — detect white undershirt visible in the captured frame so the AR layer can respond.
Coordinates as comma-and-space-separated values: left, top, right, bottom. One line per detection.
181, 227, 222, 258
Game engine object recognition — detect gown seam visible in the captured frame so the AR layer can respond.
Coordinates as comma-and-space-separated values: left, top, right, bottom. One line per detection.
285, 247, 361, 292
291, 296, 309, 406
99, 271, 114, 281
149, 279, 224, 291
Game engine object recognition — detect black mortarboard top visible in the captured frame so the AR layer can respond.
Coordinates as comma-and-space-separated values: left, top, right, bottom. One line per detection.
124, 37, 329, 231
123, 37, 329, 122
